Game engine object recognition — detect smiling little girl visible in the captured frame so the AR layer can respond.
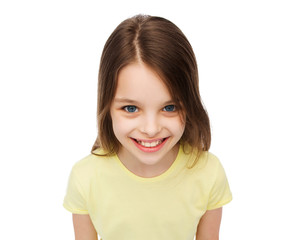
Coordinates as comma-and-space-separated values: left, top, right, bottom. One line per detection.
64, 14, 232, 240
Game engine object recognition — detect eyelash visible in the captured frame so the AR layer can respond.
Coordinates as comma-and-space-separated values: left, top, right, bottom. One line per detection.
122, 105, 176, 113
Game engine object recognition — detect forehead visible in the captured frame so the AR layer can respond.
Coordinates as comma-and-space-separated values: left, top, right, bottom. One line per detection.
114, 62, 172, 103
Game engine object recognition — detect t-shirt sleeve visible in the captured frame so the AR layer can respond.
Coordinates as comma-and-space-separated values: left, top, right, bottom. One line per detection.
206, 156, 232, 210
63, 166, 89, 214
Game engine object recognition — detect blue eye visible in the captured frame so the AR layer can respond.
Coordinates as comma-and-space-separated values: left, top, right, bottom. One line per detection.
124, 105, 138, 113
163, 105, 176, 112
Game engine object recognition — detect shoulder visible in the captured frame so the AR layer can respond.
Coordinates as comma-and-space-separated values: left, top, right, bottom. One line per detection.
200, 152, 223, 170
181, 144, 221, 169
181, 147, 232, 209
72, 153, 99, 173
188, 151, 228, 183
70, 149, 115, 183
73, 148, 111, 167
183, 147, 223, 171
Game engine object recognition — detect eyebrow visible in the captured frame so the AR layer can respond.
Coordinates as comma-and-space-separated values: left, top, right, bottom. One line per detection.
113, 98, 175, 105
113, 98, 139, 104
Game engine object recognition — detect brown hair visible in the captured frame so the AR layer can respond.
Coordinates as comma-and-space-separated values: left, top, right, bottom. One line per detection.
92, 14, 211, 167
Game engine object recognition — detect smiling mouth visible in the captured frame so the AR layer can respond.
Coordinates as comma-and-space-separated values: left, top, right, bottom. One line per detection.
131, 138, 168, 148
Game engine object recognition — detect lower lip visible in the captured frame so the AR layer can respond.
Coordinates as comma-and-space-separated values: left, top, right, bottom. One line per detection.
131, 138, 169, 153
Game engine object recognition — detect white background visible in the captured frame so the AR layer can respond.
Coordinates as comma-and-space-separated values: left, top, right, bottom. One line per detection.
0, 0, 300, 239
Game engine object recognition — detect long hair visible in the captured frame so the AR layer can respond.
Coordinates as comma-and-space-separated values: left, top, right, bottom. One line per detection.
92, 15, 211, 167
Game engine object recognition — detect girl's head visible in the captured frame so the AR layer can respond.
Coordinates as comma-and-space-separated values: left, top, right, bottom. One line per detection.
92, 14, 211, 164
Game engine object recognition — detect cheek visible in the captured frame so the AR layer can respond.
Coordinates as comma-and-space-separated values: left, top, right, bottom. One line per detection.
111, 116, 124, 135
178, 121, 186, 136
111, 114, 137, 137
164, 117, 186, 136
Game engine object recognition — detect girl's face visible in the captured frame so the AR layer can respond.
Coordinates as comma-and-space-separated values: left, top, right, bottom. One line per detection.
110, 62, 185, 177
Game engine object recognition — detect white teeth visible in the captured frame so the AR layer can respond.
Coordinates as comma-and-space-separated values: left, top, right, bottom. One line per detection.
136, 139, 163, 147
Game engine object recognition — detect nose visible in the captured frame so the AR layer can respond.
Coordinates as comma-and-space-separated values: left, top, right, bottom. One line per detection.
140, 113, 161, 137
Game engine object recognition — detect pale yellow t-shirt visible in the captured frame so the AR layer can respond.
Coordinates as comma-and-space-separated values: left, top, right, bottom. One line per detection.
63, 145, 232, 239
